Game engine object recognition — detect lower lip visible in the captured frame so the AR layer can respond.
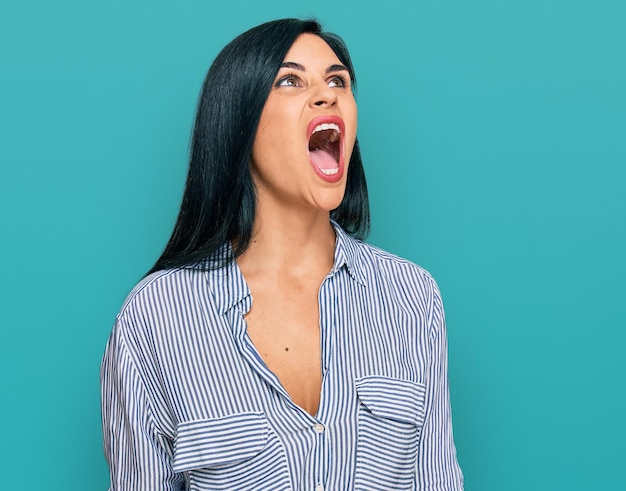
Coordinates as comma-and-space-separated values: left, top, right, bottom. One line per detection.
311, 161, 344, 183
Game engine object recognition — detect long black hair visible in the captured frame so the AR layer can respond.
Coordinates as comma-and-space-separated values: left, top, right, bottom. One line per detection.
148, 18, 369, 275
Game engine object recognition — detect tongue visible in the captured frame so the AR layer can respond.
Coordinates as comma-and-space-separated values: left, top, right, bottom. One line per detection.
309, 149, 338, 171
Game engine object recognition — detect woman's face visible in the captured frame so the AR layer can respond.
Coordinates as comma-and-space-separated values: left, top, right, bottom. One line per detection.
250, 33, 358, 214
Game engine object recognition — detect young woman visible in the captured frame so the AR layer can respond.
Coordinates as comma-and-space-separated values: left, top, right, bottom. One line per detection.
101, 18, 463, 491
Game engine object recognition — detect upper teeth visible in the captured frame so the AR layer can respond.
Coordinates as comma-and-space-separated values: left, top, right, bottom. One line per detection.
313, 123, 340, 134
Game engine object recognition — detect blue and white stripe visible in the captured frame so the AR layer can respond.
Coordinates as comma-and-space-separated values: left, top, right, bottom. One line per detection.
101, 222, 464, 490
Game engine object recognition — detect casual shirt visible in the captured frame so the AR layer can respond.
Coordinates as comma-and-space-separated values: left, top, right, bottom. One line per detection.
101, 223, 464, 490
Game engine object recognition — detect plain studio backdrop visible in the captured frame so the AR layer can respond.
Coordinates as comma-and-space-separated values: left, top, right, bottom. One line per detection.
1, 0, 624, 489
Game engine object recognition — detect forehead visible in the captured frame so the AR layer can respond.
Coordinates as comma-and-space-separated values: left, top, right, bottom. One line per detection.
282, 33, 341, 65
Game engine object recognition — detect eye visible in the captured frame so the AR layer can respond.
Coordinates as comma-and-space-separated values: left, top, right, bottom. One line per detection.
328, 74, 350, 88
275, 74, 301, 88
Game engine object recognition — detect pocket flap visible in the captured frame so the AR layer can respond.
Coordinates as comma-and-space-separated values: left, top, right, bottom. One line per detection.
355, 375, 427, 426
172, 412, 268, 472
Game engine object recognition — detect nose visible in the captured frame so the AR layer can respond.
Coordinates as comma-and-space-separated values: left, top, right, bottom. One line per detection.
310, 83, 338, 108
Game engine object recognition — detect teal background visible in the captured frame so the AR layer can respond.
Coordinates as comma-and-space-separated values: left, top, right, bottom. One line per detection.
1, 0, 624, 488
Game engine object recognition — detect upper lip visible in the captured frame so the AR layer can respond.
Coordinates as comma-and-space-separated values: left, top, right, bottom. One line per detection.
306, 115, 345, 140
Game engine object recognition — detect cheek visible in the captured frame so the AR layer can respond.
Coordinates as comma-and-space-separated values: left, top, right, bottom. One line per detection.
347, 99, 358, 141
251, 99, 281, 156
251, 118, 282, 165
345, 107, 358, 162
254, 107, 300, 157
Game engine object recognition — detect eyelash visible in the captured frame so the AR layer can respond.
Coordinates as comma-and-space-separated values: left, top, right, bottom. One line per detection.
274, 73, 300, 88
329, 74, 350, 88
274, 72, 350, 89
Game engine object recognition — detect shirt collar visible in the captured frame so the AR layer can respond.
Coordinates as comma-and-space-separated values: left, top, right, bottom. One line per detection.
329, 220, 367, 286
207, 221, 367, 314
204, 243, 251, 316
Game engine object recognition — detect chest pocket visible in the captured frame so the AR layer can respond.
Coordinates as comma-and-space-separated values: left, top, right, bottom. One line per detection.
353, 375, 427, 491
173, 412, 291, 491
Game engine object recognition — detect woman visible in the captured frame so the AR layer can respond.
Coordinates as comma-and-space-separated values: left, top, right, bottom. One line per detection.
101, 18, 464, 491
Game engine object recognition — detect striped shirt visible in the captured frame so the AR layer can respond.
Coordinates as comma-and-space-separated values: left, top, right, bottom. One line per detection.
101, 223, 464, 490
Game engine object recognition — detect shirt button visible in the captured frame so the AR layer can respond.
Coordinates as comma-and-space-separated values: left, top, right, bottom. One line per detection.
315, 484, 324, 491
313, 423, 325, 433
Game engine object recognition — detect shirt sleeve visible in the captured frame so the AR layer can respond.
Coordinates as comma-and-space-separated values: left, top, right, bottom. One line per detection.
415, 277, 464, 490
101, 317, 185, 491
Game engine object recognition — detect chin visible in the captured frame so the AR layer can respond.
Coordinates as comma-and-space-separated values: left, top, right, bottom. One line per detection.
314, 189, 346, 212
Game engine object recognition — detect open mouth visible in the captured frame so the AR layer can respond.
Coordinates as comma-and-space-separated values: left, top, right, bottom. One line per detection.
308, 122, 342, 178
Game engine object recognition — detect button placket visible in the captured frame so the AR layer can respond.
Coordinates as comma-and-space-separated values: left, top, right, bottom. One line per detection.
310, 419, 327, 491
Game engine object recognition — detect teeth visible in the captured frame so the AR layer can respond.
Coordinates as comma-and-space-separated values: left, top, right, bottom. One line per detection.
312, 123, 341, 134
321, 168, 339, 176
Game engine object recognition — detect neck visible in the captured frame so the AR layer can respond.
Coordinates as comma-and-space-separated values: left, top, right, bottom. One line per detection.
236, 205, 336, 278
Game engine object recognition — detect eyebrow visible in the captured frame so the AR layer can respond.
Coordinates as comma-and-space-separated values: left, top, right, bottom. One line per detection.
280, 62, 350, 74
